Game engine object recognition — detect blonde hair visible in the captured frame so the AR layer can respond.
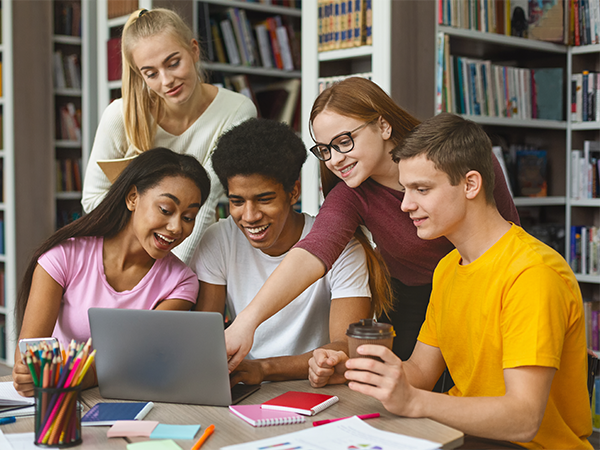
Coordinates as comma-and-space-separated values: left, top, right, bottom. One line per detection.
121, 8, 206, 152
309, 78, 422, 319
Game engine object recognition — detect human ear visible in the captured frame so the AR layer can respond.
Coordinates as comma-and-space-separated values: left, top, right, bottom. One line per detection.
289, 180, 301, 205
378, 117, 392, 141
190, 39, 200, 62
125, 186, 139, 211
464, 170, 483, 200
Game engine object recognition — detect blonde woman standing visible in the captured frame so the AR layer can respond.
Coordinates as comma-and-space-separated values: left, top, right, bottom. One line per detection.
83, 8, 257, 263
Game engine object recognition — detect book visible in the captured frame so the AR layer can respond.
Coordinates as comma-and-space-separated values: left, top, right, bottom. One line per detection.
229, 404, 306, 427
0, 382, 35, 408
516, 149, 548, 197
261, 391, 338, 416
97, 155, 137, 183
529, 0, 565, 42
106, 37, 122, 82
81, 401, 154, 426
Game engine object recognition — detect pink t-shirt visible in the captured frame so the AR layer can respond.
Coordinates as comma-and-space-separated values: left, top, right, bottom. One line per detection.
37, 236, 198, 347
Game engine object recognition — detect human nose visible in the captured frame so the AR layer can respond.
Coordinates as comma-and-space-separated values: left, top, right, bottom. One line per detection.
401, 190, 415, 213
328, 146, 346, 167
242, 202, 261, 223
165, 215, 183, 235
161, 69, 175, 87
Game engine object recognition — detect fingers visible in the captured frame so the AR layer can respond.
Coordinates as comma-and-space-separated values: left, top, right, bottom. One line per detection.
13, 362, 35, 397
225, 324, 253, 374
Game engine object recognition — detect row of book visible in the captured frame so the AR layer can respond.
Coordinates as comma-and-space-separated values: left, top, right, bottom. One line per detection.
317, 0, 372, 52
212, 74, 301, 129
439, 34, 564, 120
571, 141, 600, 199
584, 300, 600, 351
56, 158, 83, 193
318, 72, 372, 94
0, 219, 4, 255
53, 50, 81, 90
594, 377, 600, 432
57, 103, 82, 142
106, 0, 138, 20
54, 1, 81, 37
571, 71, 600, 122
440, 0, 564, 40
496, 145, 549, 197
441, 0, 600, 46
0, 317, 5, 360
199, 7, 300, 71
0, 268, 4, 308
570, 225, 600, 274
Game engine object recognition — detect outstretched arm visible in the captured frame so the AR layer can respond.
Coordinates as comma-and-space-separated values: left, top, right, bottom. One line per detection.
224, 248, 326, 372
346, 344, 555, 443
230, 296, 371, 385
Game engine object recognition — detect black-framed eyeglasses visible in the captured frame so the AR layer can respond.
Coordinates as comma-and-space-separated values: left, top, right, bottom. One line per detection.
309, 121, 373, 162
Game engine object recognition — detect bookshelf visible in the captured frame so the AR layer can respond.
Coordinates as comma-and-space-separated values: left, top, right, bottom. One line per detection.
53, 0, 97, 230
193, 1, 302, 126
300, 0, 391, 215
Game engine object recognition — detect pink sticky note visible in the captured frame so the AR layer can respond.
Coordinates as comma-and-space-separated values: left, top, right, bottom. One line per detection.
107, 420, 160, 438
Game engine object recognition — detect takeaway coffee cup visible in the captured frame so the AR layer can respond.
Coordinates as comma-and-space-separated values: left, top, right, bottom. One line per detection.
346, 319, 395, 360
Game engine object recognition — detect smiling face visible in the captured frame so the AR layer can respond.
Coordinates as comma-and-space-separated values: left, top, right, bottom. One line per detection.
228, 174, 301, 257
311, 110, 394, 189
131, 31, 200, 107
126, 176, 202, 259
399, 155, 467, 241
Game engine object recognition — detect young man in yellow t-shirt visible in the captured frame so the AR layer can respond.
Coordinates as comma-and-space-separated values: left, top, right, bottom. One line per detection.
308, 113, 592, 449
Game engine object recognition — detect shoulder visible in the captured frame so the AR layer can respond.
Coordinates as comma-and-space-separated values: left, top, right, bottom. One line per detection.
97, 99, 125, 130
159, 253, 197, 279
213, 87, 257, 118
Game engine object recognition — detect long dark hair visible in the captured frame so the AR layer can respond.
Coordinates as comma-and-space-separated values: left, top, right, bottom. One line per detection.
16, 147, 211, 332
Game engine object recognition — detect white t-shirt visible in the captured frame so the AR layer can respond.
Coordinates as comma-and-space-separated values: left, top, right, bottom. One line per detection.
82, 88, 257, 264
192, 214, 371, 359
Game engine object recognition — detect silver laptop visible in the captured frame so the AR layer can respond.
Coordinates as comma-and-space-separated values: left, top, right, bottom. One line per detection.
88, 308, 259, 406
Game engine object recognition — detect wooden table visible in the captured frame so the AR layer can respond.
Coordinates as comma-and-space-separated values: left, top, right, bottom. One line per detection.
1, 377, 464, 449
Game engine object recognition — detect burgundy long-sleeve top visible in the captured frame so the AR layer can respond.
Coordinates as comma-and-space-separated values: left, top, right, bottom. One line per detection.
295, 156, 520, 286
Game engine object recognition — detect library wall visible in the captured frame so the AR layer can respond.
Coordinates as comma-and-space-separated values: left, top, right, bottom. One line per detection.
12, 1, 54, 283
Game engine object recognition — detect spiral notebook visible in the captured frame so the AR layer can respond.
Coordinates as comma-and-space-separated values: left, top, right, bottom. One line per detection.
229, 404, 305, 427
260, 391, 339, 416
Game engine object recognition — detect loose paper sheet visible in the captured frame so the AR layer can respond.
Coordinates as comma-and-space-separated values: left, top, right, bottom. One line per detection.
220, 416, 442, 450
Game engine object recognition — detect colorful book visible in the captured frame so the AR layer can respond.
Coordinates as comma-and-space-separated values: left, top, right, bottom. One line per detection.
82, 401, 154, 426
261, 391, 338, 416
229, 404, 305, 427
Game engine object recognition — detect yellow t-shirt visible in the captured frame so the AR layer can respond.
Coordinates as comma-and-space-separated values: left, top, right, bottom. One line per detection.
418, 225, 592, 449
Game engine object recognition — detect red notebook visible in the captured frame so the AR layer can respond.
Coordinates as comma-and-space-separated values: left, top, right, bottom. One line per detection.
260, 391, 339, 416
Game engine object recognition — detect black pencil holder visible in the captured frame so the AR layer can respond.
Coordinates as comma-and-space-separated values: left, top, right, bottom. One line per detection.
33, 385, 82, 448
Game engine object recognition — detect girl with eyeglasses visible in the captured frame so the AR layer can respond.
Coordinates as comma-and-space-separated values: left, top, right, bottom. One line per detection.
82, 8, 256, 264
225, 78, 519, 383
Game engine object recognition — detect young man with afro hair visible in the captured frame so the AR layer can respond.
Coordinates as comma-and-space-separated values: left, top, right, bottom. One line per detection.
190, 118, 372, 385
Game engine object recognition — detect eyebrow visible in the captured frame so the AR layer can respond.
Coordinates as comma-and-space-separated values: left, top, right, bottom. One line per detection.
139, 52, 179, 71
228, 191, 278, 200
159, 193, 201, 209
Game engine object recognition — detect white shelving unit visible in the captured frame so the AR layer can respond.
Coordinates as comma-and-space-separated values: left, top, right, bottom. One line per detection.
0, 0, 16, 365
53, 0, 97, 230
300, 0, 391, 216
96, 0, 152, 117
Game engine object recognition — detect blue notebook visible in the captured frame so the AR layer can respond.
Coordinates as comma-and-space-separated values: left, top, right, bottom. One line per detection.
81, 402, 154, 426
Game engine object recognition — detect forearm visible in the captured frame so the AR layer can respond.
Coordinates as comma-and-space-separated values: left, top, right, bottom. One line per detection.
235, 248, 326, 330
407, 389, 541, 443
260, 340, 348, 382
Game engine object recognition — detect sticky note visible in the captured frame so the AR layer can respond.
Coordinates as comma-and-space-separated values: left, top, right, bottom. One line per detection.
126, 440, 183, 450
149, 424, 201, 440
107, 420, 159, 438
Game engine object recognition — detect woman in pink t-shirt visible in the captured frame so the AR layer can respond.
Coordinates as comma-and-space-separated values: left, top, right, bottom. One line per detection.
13, 148, 210, 395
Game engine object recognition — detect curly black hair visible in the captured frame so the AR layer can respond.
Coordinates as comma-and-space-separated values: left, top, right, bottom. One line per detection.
211, 118, 307, 193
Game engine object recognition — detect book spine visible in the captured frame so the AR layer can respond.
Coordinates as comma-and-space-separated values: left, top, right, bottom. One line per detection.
256, 416, 306, 427
311, 395, 339, 414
